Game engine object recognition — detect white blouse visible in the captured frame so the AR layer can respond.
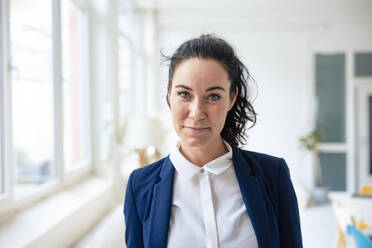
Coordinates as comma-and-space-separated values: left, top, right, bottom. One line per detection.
167, 140, 259, 248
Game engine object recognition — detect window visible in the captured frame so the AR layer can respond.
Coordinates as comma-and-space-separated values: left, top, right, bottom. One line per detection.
315, 54, 346, 190
319, 153, 346, 191
116, 7, 136, 168
316, 51, 372, 192
316, 54, 346, 143
118, 34, 133, 127
0, 0, 125, 216
0, 0, 4, 195
10, 0, 56, 196
97, 2, 132, 163
100, 77, 114, 163
61, 0, 90, 171
355, 53, 372, 77
0, 0, 92, 209
355, 65, 372, 188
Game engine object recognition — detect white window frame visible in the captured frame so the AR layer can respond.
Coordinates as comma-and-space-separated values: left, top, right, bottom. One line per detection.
0, 0, 12, 211
352, 49, 372, 192
0, 0, 6, 196
311, 51, 349, 190
60, 0, 92, 173
311, 49, 372, 194
355, 79, 372, 187
118, 31, 134, 125
0, 0, 94, 216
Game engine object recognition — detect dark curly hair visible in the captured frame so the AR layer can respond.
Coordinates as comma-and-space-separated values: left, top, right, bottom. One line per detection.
163, 34, 257, 147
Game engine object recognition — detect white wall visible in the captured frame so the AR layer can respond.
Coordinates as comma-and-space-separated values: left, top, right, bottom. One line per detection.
151, 2, 372, 190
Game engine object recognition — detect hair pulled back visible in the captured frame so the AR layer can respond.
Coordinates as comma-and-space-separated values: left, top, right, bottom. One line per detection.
163, 34, 257, 147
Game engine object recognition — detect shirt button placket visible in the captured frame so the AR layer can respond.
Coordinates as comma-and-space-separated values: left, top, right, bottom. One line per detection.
199, 169, 219, 248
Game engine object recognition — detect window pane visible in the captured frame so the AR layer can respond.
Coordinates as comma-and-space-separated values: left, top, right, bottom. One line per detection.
320, 153, 346, 191
118, 35, 132, 125
99, 10, 116, 162
315, 54, 346, 142
0, 0, 4, 195
355, 52, 372, 77
10, 0, 55, 195
101, 99, 114, 162
61, 0, 90, 171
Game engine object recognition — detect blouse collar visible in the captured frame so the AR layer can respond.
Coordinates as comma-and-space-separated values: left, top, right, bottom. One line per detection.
169, 139, 233, 182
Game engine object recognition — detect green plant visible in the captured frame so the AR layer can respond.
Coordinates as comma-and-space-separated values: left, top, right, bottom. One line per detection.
299, 129, 325, 187
299, 129, 325, 152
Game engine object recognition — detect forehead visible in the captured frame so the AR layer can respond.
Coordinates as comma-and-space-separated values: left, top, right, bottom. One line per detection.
172, 58, 230, 89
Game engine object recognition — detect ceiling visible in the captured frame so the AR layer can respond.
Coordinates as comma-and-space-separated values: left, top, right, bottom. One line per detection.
130, 0, 372, 10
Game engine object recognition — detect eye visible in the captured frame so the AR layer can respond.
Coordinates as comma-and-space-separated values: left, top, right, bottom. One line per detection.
177, 91, 190, 99
208, 93, 221, 102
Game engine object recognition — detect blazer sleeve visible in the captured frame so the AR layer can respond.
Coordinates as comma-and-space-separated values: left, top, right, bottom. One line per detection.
124, 170, 144, 248
278, 158, 303, 248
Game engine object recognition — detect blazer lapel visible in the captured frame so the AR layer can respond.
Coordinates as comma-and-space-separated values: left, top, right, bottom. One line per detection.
147, 157, 175, 248
232, 147, 272, 248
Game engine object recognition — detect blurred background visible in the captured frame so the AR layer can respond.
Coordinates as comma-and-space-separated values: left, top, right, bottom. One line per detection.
0, 0, 372, 247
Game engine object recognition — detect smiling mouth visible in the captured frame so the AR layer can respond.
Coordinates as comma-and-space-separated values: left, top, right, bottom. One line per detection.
184, 126, 210, 131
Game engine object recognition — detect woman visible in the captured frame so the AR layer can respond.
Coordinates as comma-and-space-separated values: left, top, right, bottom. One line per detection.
124, 34, 303, 248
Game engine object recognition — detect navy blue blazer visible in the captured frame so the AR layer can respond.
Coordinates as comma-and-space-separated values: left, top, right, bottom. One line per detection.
124, 146, 303, 248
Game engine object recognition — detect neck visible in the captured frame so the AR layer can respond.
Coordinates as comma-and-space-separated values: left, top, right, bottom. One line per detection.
179, 137, 228, 167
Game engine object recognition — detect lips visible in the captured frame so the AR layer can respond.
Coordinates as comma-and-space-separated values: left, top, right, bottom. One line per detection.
184, 126, 210, 133
185, 126, 208, 130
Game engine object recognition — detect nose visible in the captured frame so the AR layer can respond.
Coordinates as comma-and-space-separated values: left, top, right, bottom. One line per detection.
189, 98, 207, 120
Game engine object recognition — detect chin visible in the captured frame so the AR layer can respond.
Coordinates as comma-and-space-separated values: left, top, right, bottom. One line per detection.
181, 136, 213, 148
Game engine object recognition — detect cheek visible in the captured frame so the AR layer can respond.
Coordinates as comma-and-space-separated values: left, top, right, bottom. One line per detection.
210, 107, 229, 129
169, 99, 188, 124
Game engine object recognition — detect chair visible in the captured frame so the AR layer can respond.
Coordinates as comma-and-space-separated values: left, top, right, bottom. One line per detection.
347, 225, 372, 248
358, 221, 372, 231
332, 201, 356, 248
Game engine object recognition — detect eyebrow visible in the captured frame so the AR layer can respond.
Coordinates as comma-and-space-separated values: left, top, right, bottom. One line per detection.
174, 85, 226, 92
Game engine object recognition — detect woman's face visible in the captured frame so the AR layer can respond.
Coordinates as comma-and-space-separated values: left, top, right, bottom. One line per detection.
168, 58, 237, 149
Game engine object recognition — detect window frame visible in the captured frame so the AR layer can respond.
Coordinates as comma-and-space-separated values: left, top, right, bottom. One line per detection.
311, 49, 369, 193
0, 0, 93, 216
313, 51, 349, 190
0, 0, 5, 196
0, 2, 5, 197
0, 0, 12, 211
354, 71, 372, 190
314, 53, 348, 150
354, 52, 372, 77
118, 31, 134, 133
60, 0, 92, 173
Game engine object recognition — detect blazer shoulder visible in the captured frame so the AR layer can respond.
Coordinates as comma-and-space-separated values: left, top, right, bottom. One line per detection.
238, 149, 286, 179
129, 156, 169, 191
240, 149, 283, 165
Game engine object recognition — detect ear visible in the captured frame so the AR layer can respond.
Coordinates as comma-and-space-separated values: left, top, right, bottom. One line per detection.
228, 87, 238, 111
